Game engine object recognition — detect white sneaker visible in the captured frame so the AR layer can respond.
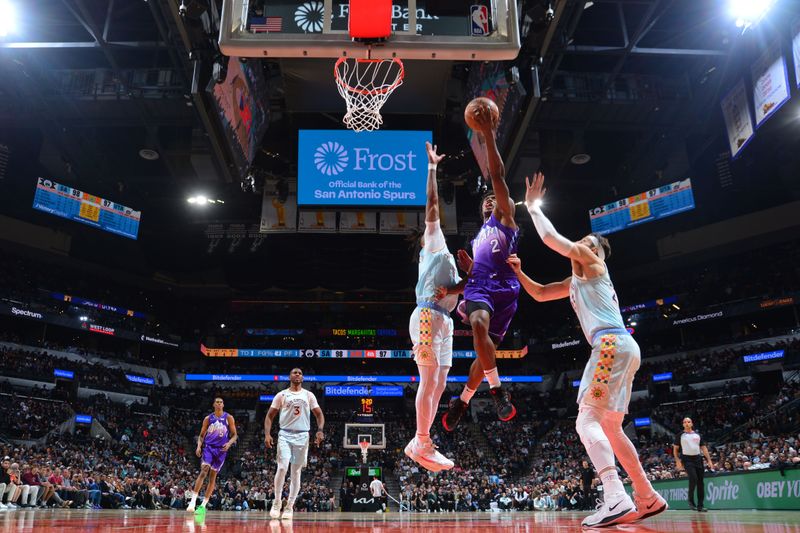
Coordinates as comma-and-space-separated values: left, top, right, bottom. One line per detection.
269, 503, 281, 519
631, 491, 668, 522
281, 507, 293, 520
404, 438, 454, 472
582, 492, 636, 528
186, 502, 196, 513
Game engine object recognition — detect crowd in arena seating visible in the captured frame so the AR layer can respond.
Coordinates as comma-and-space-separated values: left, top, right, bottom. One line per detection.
0, 320, 798, 514
0, 342, 162, 393
634, 337, 800, 388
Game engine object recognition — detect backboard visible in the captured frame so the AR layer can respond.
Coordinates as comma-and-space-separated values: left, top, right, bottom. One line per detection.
343, 423, 386, 450
219, 0, 520, 60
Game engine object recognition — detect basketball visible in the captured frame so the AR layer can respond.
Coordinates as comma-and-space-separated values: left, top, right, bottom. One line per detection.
464, 97, 499, 131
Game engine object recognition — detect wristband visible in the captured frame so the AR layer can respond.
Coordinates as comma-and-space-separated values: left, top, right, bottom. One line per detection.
428, 164, 437, 171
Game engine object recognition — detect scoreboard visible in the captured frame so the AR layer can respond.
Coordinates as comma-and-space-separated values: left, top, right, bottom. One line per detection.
589, 179, 694, 236
33, 178, 141, 240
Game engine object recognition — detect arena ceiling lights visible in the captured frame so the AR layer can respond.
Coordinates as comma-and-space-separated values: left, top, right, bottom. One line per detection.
0, 0, 16, 37
729, 0, 776, 29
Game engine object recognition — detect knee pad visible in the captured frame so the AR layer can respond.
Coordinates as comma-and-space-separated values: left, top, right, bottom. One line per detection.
576, 407, 608, 449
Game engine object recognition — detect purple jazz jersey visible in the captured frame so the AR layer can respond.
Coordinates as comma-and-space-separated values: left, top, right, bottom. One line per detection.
460, 214, 521, 342
202, 412, 229, 472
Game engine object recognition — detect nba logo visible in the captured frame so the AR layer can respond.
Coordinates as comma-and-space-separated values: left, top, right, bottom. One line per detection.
470, 5, 489, 36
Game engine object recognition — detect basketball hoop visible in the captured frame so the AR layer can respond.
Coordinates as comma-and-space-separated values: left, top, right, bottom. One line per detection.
358, 439, 370, 464
334, 57, 404, 132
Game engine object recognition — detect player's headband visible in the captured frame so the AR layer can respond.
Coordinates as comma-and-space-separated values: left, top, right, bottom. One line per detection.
588, 235, 606, 261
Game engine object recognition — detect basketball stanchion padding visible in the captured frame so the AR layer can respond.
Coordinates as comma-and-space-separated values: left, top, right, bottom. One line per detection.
349, 0, 392, 41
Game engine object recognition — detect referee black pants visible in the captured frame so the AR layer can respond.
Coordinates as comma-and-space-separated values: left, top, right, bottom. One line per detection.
683, 456, 704, 508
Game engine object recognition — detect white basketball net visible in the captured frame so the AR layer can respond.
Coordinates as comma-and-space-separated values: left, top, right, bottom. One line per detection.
359, 440, 370, 463
335, 57, 404, 132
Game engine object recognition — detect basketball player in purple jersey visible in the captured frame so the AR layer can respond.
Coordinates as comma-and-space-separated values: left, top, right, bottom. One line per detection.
187, 397, 238, 512
441, 105, 536, 429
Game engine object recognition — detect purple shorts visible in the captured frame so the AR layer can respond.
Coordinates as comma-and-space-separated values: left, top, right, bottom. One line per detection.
201, 445, 227, 472
458, 277, 520, 343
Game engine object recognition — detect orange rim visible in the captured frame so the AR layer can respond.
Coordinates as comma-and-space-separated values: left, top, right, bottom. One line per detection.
334, 57, 404, 96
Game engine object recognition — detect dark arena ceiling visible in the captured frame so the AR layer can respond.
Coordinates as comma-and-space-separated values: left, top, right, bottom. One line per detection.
0, 0, 798, 297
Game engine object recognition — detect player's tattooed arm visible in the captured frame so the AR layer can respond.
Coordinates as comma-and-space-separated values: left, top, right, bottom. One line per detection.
473, 107, 513, 224
196, 416, 209, 457
264, 407, 279, 448
436, 249, 472, 298
312, 407, 325, 446
222, 415, 238, 451
506, 255, 570, 302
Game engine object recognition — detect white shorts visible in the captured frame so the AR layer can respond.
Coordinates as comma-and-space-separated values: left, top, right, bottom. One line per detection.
277, 431, 310, 468
577, 333, 640, 413
409, 306, 454, 367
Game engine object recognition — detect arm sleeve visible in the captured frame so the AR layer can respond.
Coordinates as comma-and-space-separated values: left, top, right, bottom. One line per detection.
423, 220, 447, 253
699, 434, 705, 446
673, 435, 682, 450
308, 391, 320, 410
527, 205, 577, 257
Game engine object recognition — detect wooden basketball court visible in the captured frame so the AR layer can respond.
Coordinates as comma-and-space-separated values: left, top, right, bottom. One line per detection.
3, 509, 799, 532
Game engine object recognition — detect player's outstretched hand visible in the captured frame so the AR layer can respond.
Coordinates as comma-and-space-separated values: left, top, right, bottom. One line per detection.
315, 430, 324, 447
457, 249, 473, 273
472, 104, 497, 134
195, 447, 202, 458
265, 435, 274, 449
434, 286, 448, 300
506, 254, 522, 274
524, 172, 546, 210
425, 142, 446, 166
222, 442, 232, 452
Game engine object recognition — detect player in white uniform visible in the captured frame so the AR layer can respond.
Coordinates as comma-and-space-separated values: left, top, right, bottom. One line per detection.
508, 174, 668, 528
405, 142, 462, 472
369, 476, 387, 513
264, 368, 325, 520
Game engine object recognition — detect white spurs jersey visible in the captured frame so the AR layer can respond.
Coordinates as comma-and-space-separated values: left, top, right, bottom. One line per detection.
270, 388, 319, 432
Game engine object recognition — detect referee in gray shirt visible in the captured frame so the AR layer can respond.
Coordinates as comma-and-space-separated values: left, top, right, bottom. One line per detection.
673, 417, 714, 512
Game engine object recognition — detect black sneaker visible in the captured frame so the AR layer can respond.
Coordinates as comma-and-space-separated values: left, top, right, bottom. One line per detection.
489, 386, 517, 421
442, 398, 468, 432
697, 506, 708, 512
688, 503, 697, 511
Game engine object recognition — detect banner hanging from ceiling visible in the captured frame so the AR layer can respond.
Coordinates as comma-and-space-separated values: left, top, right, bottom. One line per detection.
793, 19, 800, 88
751, 40, 790, 128
339, 211, 377, 233
721, 79, 755, 159
260, 190, 297, 233
298, 210, 337, 233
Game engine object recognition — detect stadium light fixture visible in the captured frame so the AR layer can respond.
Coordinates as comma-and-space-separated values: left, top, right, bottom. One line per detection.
187, 195, 223, 206
0, 1, 16, 37
729, 0, 776, 29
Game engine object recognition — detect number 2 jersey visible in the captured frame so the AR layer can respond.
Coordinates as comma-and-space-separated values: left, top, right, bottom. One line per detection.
270, 388, 319, 432
470, 213, 519, 280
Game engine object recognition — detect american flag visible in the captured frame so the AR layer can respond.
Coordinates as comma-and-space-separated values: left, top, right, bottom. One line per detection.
250, 16, 282, 33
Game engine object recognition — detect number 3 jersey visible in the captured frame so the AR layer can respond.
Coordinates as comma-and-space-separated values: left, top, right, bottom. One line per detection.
470, 213, 519, 280
270, 388, 320, 432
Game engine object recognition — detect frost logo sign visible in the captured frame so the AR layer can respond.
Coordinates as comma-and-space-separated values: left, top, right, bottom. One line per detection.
298, 130, 430, 207
314, 142, 349, 176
